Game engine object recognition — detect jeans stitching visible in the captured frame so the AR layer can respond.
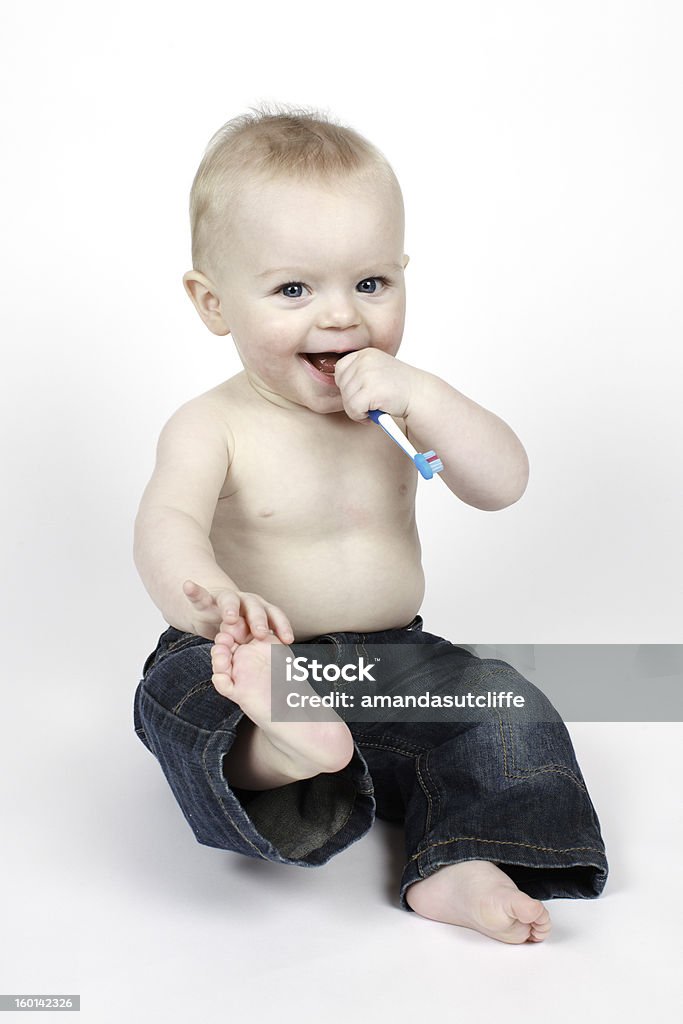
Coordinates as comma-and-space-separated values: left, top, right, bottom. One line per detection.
355, 637, 369, 660
166, 634, 202, 653
498, 711, 588, 794
353, 739, 430, 756
202, 731, 271, 861
352, 738, 433, 870
316, 635, 343, 659
355, 739, 435, 860
138, 687, 269, 860
165, 658, 363, 861
479, 665, 588, 794
172, 679, 213, 715
499, 716, 509, 775
422, 750, 441, 833
506, 716, 580, 774
408, 836, 607, 865
415, 753, 435, 835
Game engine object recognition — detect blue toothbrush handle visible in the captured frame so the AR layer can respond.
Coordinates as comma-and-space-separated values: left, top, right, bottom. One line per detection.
413, 453, 433, 480
367, 409, 444, 479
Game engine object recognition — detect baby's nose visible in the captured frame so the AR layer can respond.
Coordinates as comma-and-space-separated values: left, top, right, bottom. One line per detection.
317, 294, 361, 330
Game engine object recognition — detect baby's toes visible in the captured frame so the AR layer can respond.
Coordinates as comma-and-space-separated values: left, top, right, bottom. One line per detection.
506, 892, 546, 925
211, 644, 234, 693
211, 643, 232, 669
528, 908, 552, 942
508, 897, 551, 943
214, 632, 237, 650
219, 618, 252, 644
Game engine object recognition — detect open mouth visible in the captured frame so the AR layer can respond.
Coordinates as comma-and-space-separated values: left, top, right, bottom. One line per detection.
302, 351, 357, 376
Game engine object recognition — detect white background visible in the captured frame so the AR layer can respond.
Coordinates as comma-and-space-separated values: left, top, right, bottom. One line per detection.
1, 2, 681, 1022
1, 0, 681, 657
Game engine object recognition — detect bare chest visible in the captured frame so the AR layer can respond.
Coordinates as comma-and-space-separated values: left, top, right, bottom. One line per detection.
212, 409, 417, 540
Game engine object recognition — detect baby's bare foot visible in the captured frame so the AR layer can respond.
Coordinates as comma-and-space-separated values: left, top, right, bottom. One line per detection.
406, 860, 551, 944
211, 632, 354, 784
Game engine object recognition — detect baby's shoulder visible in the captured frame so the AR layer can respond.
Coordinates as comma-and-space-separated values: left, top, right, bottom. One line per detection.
188, 372, 249, 413
162, 373, 251, 464
201, 373, 278, 421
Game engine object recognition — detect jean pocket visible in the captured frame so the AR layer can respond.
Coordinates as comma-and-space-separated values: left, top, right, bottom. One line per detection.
141, 628, 208, 681
476, 660, 587, 789
499, 719, 587, 791
157, 630, 208, 663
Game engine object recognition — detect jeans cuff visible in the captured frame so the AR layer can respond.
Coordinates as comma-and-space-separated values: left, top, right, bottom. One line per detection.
399, 835, 609, 910
201, 722, 376, 866
136, 684, 376, 867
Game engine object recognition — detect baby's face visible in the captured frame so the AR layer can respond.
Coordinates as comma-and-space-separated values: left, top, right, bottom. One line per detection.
210, 173, 408, 414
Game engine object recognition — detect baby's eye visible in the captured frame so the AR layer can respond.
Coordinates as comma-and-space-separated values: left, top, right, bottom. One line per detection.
357, 277, 389, 294
279, 281, 305, 299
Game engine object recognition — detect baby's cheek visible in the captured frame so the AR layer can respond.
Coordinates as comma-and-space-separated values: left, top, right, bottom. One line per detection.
242, 316, 295, 359
378, 318, 405, 356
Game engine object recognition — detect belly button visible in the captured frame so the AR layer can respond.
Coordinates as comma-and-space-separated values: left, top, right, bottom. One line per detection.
399, 484, 408, 495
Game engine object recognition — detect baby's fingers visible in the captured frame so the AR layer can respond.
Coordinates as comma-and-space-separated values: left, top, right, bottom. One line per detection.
217, 619, 252, 644
215, 590, 242, 624
238, 593, 271, 638
265, 604, 294, 644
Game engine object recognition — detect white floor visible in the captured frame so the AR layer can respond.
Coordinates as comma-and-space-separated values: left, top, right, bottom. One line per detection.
3, 674, 681, 1023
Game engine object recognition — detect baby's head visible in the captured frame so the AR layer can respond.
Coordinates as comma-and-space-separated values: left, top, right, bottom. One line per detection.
183, 104, 409, 414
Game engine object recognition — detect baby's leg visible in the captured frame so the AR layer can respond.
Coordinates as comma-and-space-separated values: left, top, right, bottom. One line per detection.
354, 638, 606, 943
406, 862, 551, 944
211, 633, 354, 790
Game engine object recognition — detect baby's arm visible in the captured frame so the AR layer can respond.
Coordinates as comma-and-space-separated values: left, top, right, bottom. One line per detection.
133, 399, 292, 641
404, 370, 530, 511
334, 350, 529, 511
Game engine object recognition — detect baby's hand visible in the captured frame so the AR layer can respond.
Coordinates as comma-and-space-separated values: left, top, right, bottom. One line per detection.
333, 349, 423, 423
182, 580, 294, 644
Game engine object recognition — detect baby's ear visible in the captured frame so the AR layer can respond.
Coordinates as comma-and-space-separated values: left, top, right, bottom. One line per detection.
182, 271, 230, 336
402, 254, 410, 269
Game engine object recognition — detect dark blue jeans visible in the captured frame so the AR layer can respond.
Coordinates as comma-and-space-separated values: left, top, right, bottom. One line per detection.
133, 616, 608, 910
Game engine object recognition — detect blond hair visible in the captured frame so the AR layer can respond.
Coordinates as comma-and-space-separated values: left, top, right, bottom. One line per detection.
188, 102, 402, 278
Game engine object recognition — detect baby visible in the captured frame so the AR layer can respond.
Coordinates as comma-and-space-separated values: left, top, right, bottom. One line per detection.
133, 106, 607, 944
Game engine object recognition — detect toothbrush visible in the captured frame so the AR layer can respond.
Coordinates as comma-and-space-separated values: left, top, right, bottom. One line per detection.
367, 410, 444, 480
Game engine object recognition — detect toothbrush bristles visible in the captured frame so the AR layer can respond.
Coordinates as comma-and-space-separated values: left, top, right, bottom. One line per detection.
424, 450, 444, 474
